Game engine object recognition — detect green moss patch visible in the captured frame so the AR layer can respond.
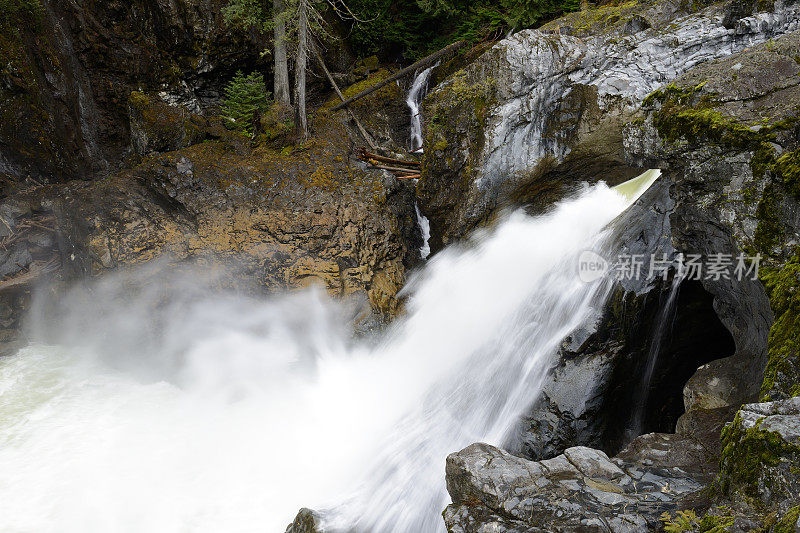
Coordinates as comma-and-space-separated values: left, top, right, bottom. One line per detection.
719, 412, 800, 500
541, 0, 648, 37
773, 505, 800, 533
0, 0, 42, 26
773, 149, 800, 199
320, 69, 400, 114
644, 82, 776, 148
425, 69, 497, 156
661, 508, 735, 532
760, 253, 800, 401
128, 91, 212, 155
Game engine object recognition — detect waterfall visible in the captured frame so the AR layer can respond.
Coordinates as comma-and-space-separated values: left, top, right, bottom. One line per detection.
0, 180, 651, 533
414, 203, 432, 260
407, 64, 438, 152
626, 273, 684, 440
408, 66, 437, 259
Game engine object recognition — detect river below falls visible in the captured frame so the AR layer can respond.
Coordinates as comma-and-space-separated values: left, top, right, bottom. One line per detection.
0, 183, 630, 533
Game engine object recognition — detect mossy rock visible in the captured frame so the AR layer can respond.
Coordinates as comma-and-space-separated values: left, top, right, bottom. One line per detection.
760, 254, 800, 401
641, 32, 800, 262
0, 0, 43, 27
718, 411, 800, 504
772, 505, 800, 533
541, 0, 648, 38
417, 66, 499, 246
254, 103, 294, 147
128, 91, 209, 156
352, 55, 380, 78
320, 68, 402, 115
319, 67, 408, 150
774, 149, 800, 199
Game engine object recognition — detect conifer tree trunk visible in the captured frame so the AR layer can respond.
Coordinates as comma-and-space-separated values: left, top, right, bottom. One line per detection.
273, 0, 291, 107
294, 0, 309, 141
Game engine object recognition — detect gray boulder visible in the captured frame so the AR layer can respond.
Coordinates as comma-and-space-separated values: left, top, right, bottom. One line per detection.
445, 442, 706, 532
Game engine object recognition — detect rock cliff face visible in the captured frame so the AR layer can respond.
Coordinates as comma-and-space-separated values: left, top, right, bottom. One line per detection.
0, 0, 266, 184
0, 117, 421, 341
418, 0, 800, 250
416, 0, 800, 530
625, 31, 800, 405
0, 0, 426, 342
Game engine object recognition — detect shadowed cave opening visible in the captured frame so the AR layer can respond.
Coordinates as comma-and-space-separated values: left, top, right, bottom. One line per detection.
603, 279, 737, 454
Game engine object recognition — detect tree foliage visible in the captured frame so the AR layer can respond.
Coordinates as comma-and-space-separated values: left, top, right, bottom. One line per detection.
222, 0, 581, 60
345, 0, 580, 59
221, 71, 272, 133
222, 0, 270, 31
0, 0, 42, 25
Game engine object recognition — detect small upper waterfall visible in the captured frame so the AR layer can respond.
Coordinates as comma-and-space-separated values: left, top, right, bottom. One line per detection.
0, 175, 658, 532
408, 65, 437, 259
406, 64, 438, 152
414, 203, 432, 260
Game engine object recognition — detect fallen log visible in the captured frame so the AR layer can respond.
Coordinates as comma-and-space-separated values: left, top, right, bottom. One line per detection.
396, 174, 421, 180
332, 41, 467, 111
360, 150, 420, 167
370, 164, 419, 174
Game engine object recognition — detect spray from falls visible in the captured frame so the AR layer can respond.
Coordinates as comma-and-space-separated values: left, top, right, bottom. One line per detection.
0, 177, 658, 532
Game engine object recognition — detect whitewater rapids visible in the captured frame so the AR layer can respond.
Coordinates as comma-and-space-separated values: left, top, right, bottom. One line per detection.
0, 183, 631, 532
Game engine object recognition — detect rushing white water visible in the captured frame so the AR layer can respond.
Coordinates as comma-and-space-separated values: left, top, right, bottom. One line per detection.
407, 64, 438, 152
0, 183, 634, 533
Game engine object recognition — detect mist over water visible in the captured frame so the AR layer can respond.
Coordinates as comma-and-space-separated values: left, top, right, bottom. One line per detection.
0, 183, 629, 533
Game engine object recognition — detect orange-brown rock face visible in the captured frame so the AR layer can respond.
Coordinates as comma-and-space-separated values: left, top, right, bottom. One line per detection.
0, 118, 421, 339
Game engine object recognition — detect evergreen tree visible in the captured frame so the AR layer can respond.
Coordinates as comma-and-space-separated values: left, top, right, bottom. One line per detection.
223, 0, 290, 108
346, 0, 580, 58
225, 0, 366, 141
220, 71, 272, 133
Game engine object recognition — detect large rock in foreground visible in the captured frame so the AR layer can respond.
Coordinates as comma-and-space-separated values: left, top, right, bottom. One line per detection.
445, 442, 708, 532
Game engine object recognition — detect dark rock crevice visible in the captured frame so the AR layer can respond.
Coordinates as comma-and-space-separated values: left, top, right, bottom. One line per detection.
602, 279, 737, 452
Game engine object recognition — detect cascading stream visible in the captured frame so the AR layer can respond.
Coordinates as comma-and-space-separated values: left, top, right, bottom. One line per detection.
407, 65, 436, 260
407, 64, 438, 152
0, 178, 654, 533
414, 203, 432, 260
